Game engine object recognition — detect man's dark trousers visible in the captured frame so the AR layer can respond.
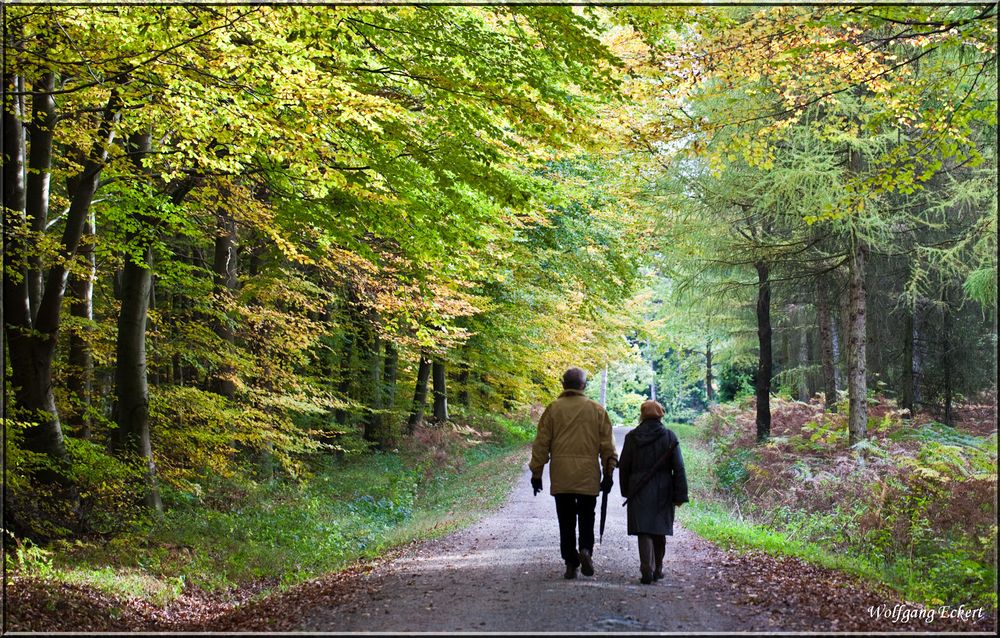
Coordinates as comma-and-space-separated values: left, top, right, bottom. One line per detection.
554, 493, 597, 567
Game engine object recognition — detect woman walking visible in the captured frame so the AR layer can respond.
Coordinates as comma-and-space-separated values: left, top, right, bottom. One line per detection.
618, 400, 689, 584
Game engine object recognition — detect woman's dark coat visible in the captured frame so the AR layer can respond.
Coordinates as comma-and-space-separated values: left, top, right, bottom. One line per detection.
618, 419, 689, 536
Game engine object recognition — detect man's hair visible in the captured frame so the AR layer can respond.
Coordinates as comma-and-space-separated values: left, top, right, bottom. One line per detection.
562, 367, 587, 390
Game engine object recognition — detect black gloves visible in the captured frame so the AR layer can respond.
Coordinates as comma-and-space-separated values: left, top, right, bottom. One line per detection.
531, 477, 543, 496
601, 472, 614, 493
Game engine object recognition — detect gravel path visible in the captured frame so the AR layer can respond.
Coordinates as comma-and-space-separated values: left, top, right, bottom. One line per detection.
299, 427, 776, 632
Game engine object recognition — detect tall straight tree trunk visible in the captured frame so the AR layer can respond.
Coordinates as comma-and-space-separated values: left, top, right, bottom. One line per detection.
705, 341, 714, 403
902, 305, 916, 415
66, 216, 95, 438
600, 365, 609, 407
112, 132, 159, 510
383, 342, 399, 430
796, 305, 810, 402
846, 237, 868, 445
912, 298, 926, 412
26, 73, 56, 320
941, 289, 954, 427
112, 133, 197, 512
407, 353, 432, 432
755, 261, 772, 441
816, 276, 838, 410
831, 311, 843, 391
363, 334, 384, 444
649, 344, 657, 402
334, 330, 354, 425
900, 298, 928, 415
148, 274, 160, 387
211, 209, 238, 398
115, 244, 162, 511
432, 359, 449, 422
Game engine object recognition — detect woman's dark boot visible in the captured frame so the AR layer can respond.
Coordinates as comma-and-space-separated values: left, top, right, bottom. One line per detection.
579, 549, 594, 576
653, 535, 666, 581
638, 535, 655, 584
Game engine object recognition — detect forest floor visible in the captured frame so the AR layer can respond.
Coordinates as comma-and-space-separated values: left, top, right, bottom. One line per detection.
8, 427, 995, 633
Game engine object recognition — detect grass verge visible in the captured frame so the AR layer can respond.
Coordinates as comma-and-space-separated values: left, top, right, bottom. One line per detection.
8, 415, 532, 607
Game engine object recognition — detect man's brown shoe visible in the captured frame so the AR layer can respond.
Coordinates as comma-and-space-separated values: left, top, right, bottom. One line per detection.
579, 550, 594, 576
564, 564, 578, 579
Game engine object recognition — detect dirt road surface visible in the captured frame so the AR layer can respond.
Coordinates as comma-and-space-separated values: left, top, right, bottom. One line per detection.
299, 427, 776, 632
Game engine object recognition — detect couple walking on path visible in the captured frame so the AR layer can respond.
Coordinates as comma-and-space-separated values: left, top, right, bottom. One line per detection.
529, 367, 689, 584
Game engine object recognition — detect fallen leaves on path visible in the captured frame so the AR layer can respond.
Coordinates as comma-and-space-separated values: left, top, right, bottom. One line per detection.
6, 557, 382, 632
8, 541, 996, 633
719, 549, 997, 633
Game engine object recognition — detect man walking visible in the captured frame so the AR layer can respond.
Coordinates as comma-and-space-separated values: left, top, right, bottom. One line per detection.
530, 367, 618, 579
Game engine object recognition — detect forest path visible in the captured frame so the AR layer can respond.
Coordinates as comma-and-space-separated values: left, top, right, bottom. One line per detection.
298, 426, 775, 632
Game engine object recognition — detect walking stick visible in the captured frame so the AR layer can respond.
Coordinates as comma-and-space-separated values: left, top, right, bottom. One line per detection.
599, 487, 609, 543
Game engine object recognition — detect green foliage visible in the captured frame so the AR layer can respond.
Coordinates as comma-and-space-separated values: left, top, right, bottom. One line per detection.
716, 363, 756, 403
11, 413, 530, 601
695, 399, 998, 610
901, 421, 992, 449
6, 538, 56, 579
64, 438, 147, 535
148, 386, 323, 488
715, 447, 754, 491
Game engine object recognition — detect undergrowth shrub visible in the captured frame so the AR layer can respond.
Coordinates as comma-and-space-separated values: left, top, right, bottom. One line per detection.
695, 396, 998, 610
5, 421, 147, 539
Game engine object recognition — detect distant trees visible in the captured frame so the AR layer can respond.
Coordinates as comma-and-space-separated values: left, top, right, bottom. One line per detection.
615, 3, 996, 441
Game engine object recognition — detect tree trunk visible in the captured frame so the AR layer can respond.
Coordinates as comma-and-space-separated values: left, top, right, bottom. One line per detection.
114, 243, 162, 512
912, 298, 926, 411
26, 73, 56, 320
432, 359, 449, 422
901, 296, 929, 416
66, 215, 95, 439
755, 261, 772, 441
383, 342, 399, 426
831, 310, 843, 391
941, 290, 954, 427
846, 238, 868, 445
112, 128, 162, 512
705, 341, 714, 404
600, 365, 609, 407
211, 210, 238, 398
796, 305, 810, 402
901, 304, 915, 415
407, 353, 432, 432
816, 276, 838, 410
148, 273, 160, 387
334, 329, 354, 425
363, 334, 384, 444
111, 133, 197, 513
649, 346, 657, 402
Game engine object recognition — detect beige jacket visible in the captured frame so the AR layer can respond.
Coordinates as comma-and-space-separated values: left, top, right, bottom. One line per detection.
529, 389, 618, 496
